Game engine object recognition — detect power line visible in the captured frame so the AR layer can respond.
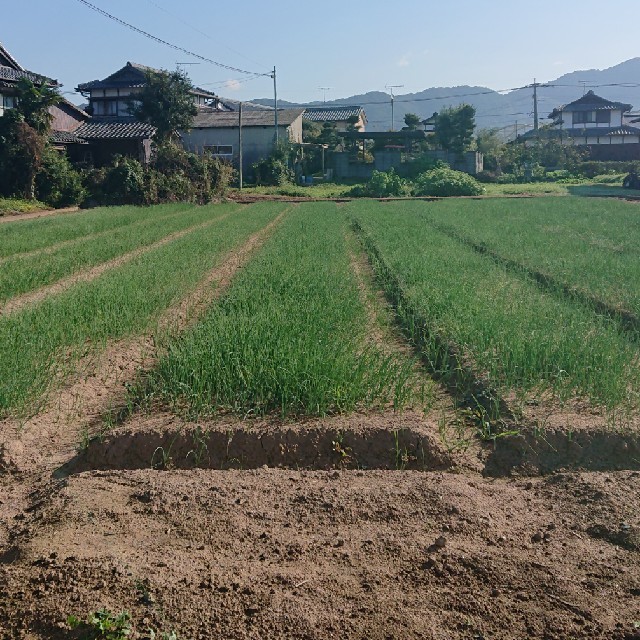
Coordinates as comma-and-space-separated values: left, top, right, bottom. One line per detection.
74, 0, 269, 78
289, 81, 640, 110
142, 0, 270, 72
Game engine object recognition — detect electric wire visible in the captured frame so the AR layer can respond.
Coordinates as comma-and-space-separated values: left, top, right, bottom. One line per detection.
74, 0, 270, 78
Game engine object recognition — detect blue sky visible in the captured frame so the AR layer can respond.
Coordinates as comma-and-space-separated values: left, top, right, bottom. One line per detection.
4, 0, 640, 105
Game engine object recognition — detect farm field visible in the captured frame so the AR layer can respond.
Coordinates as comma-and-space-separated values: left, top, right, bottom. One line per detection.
423, 196, 640, 321
0, 198, 639, 640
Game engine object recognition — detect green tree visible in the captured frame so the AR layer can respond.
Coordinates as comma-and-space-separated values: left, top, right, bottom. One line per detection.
475, 128, 505, 172
318, 122, 339, 148
13, 77, 59, 134
403, 112, 421, 130
435, 104, 476, 156
128, 69, 197, 142
345, 114, 361, 132
0, 78, 60, 199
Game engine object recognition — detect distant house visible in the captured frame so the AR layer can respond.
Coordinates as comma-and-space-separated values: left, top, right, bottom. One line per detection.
75, 62, 230, 164
303, 105, 367, 132
521, 91, 640, 160
0, 42, 89, 155
180, 108, 304, 176
0, 42, 57, 116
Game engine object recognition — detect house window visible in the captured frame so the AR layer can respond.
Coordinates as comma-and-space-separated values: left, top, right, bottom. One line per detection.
596, 110, 611, 124
0, 94, 16, 116
205, 145, 233, 156
573, 111, 596, 125
93, 100, 117, 116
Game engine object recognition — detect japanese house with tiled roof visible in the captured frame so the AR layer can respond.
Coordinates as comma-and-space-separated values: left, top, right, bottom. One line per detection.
303, 105, 367, 132
0, 42, 57, 116
0, 42, 89, 155
521, 90, 640, 160
75, 62, 231, 164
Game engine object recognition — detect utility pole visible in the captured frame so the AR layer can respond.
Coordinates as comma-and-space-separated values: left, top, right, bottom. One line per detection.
238, 102, 243, 190
318, 87, 333, 104
533, 78, 539, 131
386, 85, 403, 131
272, 66, 279, 145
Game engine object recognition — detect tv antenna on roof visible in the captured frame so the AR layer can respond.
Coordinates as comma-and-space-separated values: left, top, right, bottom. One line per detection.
318, 87, 333, 104
385, 84, 404, 131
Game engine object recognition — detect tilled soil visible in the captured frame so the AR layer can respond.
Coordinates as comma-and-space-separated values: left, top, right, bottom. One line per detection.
0, 464, 639, 640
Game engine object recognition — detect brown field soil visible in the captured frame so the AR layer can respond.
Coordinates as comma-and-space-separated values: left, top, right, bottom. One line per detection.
0, 207, 79, 224
1, 208, 640, 639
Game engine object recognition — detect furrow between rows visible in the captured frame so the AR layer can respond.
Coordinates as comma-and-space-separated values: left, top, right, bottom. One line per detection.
351, 217, 517, 433
0, 205, 290, 474
428, 220, 640, 339
0, 213, 232, 317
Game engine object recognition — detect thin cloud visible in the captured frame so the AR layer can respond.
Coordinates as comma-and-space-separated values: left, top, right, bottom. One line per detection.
224, 79, 242, 91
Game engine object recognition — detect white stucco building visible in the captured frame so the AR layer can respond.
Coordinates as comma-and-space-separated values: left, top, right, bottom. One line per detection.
180, 109, 304, 176
521, 91, 640, 160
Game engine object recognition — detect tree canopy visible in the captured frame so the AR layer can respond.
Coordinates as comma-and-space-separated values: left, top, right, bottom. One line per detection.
435, 104, 476, 156
403, 113, 421, 130
128, 69, 198, 142
0, 78, 60, 199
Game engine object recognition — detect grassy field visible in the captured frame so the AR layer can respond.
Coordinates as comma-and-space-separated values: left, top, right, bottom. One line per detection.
0, 204, 239, 304
347, 199, 640, 418
0, 202, 283, 417
0, 203, 199, 258
482, 181, 640, 197
422, 196, 640, 319
2, 195, 639, 424
146, 203, 415, 418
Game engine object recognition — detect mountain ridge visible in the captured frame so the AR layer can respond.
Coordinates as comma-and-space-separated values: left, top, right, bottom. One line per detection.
250, 58, 640, 135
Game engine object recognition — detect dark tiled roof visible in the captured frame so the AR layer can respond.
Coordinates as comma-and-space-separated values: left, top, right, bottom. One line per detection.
0, 66, 57, 86
552, 90, 632, 114
77, 61, 218, 98
520, 125, 640, 140
0, 42, 58, 87
74, 121, 157, 140
303, 105, 365, 122
51, 130, 88, 144
192, 108, 305, 128
0, 43, 23, 71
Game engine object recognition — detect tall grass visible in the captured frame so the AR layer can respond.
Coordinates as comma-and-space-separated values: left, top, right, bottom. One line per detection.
0, 203, 283, 417
348, 200, 640, 413
147, 203, 413, 418
0, 203, 193, 258
423, 197, 640, 318
0, 203, 238, 303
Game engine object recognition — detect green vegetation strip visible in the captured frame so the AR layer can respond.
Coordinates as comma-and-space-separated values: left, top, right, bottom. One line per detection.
0, 197, 47, 216
0, 203, 238, 304
0, 202, 283, 417
146, 203, 413, 418
347, 200, 640, 415
0, 203, 193, 258
424, 197, 640, 321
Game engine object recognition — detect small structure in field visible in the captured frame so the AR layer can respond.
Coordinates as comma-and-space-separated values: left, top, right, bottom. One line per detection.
180, 108, 305, 176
